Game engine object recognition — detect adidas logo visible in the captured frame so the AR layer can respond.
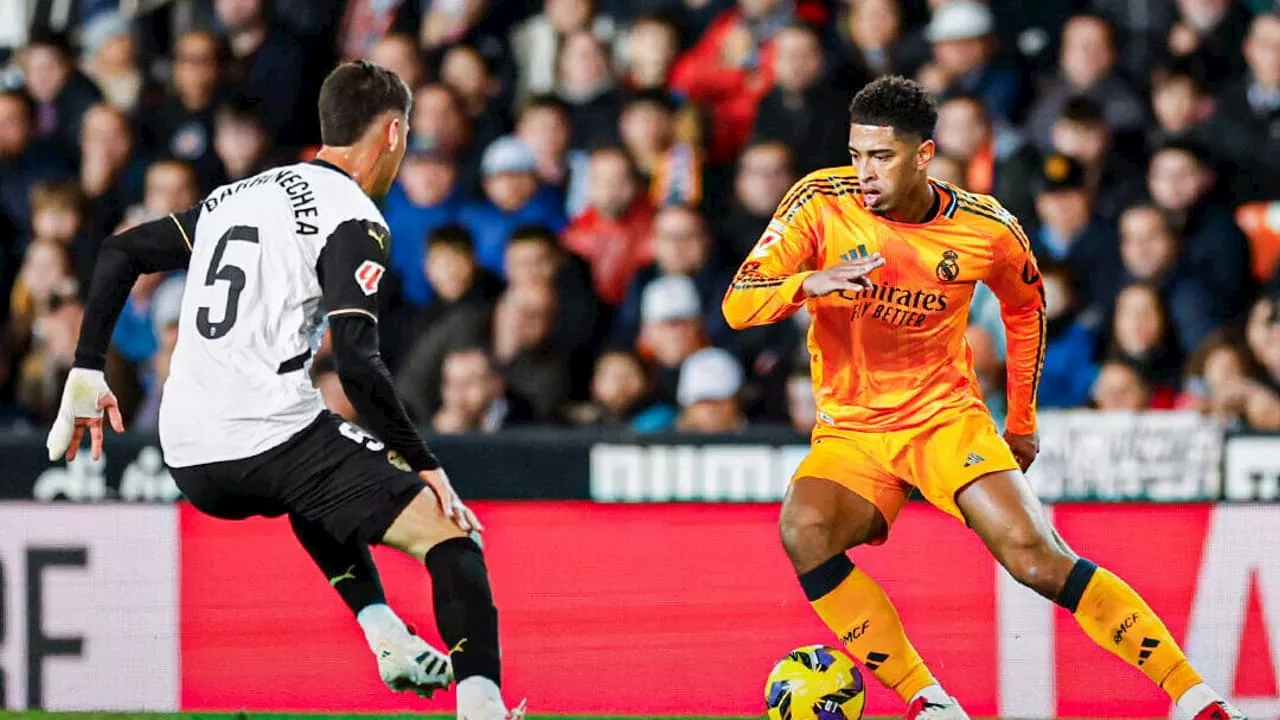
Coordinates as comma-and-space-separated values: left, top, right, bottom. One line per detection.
1137, 637, 1160, 666
964, 453, 985, 467
864, 651, 889, 671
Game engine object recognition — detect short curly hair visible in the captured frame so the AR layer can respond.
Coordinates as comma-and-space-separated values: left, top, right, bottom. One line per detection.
848, 76, 938, 141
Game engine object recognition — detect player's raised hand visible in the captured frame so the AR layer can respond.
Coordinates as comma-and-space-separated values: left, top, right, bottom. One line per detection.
46, 368, 125, 462
420, 467, 485, 534
801, 254, 886, 297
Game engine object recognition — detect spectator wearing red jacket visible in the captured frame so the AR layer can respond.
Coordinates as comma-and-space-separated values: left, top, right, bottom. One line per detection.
669, 0, 826, 165
562, 146, 655, 305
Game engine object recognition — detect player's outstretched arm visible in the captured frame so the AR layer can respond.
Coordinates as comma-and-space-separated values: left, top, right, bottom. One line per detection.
721, 180, 824, 330
46, 208, 200, 462
984, 219, 1047, 468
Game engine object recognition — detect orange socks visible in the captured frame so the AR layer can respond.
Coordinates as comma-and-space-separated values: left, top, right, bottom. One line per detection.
800, 554, 936, 702
1058, 559, 1203, 701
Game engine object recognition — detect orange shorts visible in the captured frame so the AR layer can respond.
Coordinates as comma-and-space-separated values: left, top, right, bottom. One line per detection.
791, 409, 1019, 540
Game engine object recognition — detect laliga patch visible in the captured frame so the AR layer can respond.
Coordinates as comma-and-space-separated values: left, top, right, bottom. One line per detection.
751, 219, 787, 258
354, 260, 385, 296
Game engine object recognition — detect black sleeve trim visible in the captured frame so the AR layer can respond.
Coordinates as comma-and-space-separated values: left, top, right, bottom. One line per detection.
329, 313, 439, 472
73, 208, 200, 371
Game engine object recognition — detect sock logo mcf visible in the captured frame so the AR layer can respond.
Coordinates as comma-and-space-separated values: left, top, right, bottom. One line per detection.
1113, 613, 1140, 645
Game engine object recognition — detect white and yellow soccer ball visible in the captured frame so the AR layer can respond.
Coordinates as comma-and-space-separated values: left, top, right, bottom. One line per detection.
765, 645, 866, 720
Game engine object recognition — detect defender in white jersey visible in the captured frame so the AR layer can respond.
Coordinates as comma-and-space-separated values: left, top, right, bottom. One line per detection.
45, 61, 523, 720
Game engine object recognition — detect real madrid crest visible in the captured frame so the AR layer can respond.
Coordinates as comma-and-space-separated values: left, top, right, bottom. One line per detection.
936, 249, 960, 282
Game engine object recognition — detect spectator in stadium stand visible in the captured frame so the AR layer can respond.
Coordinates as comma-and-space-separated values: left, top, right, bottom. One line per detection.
335, 0, 409, 62
750, 22, 848, 176
562, 144, 655, 305
635, 273, 711, 410
397, 284, 569, 425
617, 14, 680, 95
932, 92, 1038, 225
0, 90, 73, 244
28, 181, 95, 292
1165, 0, 1252, 87
1037, 261, 1102, 410
1105, 283, 1183, 407
718, 140, 793, 261
142, 30, 227, 192
927, 153, 966, 187
1146, 141, 1254, 319
915, 0, 1025, 125
826, 0, 927, 94
610, 205, 732, 349
1115, 203, 1221, 354
210, 0, 313, 145
6, 240, 77, 397
503, 226, 602, 396
1091, 357, 1154, 411
366, 33, 424, 92
382, 139, 469, 307
18, 29, 103, 150
1046, 96, 1145, 221
440, 43, 513, 157
1178, 328, 1280, 430
213, 99, 291, 185
965, 323, 1007, 427
458, 135, 567, 276
131, 275, 185, 433
786, 371, 817, 433
1027, 153, 1121, 314
675, 347, 747, 433
78, 104, 147, 241
13, 271, 82, 424
78, 12, 147, 114
1089, 0, 1178, 81
515, 96, 577, 209
1209, 12, 1280, 203
432, 347, 536, 434
411, 83, 482, 193
669, 0, 827, 166
1024, 15, 1147, 157
616, 90, 680, 198
382, 224, 503, 369
511, 0, 618, 104
554, 31, 624, 150
1145, 63, 1218, 157
568, 349, 655, 427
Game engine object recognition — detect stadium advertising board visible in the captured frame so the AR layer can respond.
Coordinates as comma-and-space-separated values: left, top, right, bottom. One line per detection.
0, 504, 179, 712
3, 501, 1278, 716
1223, 434, 1280, 501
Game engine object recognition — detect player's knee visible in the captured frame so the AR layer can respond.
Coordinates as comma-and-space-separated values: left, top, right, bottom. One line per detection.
778, 500, 841, 568
996, 530, 1074, 598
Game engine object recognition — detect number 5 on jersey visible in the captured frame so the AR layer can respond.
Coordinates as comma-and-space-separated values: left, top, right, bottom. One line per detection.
197, 225, 260, 340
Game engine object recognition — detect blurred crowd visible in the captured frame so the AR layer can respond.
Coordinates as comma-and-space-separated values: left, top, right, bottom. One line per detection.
1, 0, 1279, 437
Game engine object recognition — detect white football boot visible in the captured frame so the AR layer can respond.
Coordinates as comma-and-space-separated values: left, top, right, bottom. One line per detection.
904, 693, 972, 720
375, 633, 453, 697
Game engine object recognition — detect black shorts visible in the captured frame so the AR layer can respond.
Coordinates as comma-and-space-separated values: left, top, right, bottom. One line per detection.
169, 411, 425, 544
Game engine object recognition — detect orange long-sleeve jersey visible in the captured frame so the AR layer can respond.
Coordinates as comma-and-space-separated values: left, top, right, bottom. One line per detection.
722, 167, 1046, 435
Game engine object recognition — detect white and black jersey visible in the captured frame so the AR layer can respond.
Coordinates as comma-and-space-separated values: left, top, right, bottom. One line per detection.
73, 159, 437, 473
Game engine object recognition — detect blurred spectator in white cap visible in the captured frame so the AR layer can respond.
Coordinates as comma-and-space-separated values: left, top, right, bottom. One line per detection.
459, 134, 567, 276
676, 347, 746, 433
638, 273, 708, 406
133, 275, 186, 432
79, 12, 146, 114
917, 0, 1026, 124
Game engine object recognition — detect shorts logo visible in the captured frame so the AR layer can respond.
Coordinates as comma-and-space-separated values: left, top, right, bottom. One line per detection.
355, 260, 385, 296
936, 249, 960, 282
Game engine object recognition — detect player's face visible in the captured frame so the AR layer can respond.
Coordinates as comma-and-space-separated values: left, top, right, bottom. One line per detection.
848, 123, 932, 213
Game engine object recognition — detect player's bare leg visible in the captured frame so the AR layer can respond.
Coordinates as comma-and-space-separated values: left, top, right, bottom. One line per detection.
781, 477, 966, 719
958, 470, 1246, 720
381, 489, 523, 720
289, 515, 452, 696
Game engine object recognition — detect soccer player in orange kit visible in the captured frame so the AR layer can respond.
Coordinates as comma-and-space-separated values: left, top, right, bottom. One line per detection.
722, 76, 1244, 720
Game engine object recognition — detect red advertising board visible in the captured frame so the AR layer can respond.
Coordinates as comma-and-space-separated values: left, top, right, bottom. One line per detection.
178, 502, 1280, 718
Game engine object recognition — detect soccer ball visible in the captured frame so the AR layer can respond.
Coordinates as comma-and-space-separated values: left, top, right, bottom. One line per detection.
765, 645, 866, 720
